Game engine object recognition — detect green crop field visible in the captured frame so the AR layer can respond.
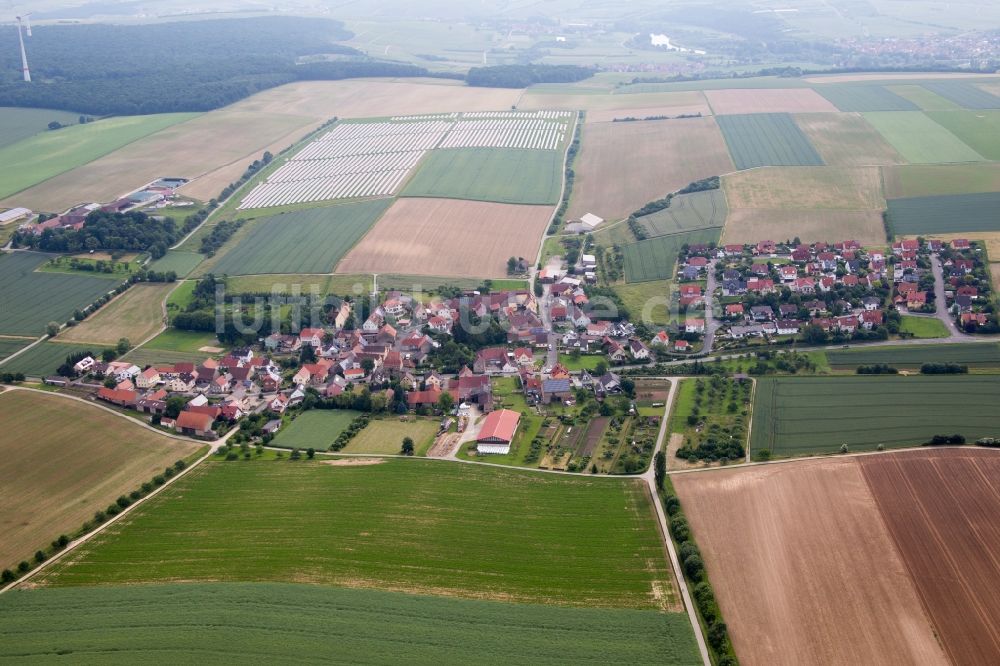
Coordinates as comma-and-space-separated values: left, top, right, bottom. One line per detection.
0, 337, 31, 363
613, 279, 673, 326
0, 341, 103, 376
884, 164, 1000, 198
887, 192, 1000, 236
402, 148, 563, 204
899, 316, 949, 339
0, 107, 82, 149
825, 343, 1000, 369
0, 252, 118, 337
921, 82, 1000, 109
207, 199, 391, 276
0, 113, 197, 199
141, 328, 220, 353
862, 112, 985, 163
0, 583, 701, 665
270, 410, 361, 450
623, 228, 721, 283
147, 250, 204, 277
816, 85, 918, 112
715, 113, 824, 169
637, 189, 727, 238
750, 375, 1000, 455
35, 459, 677, 610
925, 111, 1000, 160
888, 85, 964, 111
341, 417, 441, 455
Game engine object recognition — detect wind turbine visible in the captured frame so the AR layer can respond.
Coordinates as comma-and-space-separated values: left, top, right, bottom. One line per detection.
15, 16, 31, 82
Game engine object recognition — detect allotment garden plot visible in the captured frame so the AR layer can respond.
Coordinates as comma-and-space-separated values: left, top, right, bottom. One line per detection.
239, 111, 571, 210
750, 376, 1000, 456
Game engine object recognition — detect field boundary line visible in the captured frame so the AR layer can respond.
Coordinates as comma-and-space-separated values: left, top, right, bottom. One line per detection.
0, 335, 45, 369
0, 397, 229, 595
532, 112, 578, 289
640, 378, 711, 665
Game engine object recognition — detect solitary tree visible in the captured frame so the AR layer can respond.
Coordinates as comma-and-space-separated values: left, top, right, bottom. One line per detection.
654, 451, 666, 490
307, 447, 315, 459
401, 437, 415, 456
116, 337, 131, 355
46, 321, 60, 337
437, 390, 454, 414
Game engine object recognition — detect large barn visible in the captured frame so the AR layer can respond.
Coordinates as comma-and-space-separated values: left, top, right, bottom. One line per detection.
476, 408, 520, 455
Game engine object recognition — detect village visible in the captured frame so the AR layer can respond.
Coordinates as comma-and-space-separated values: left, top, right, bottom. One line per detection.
39, 230, 994, 474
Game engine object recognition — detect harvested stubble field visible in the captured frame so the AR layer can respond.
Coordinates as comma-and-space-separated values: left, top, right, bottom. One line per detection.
35, 459, 679, 611
704, 88, 838, 115
862, 111, 985, 163
814, 85, 918, 112
0, 252, 117, 337
269, 410, 361, 450
0, 111, 306, 212
716, 113, 824, 170
883, 163, 1000, 198
517, 89, 709, 119
825, 342, 1000, 369
636, 189, 727, 237
567, 117, 734, 222
337, 198, 552, 279
886, 192, 1000, 236
673, 458, 948, 666
0, 583, 701, 664
623, 228, 722, 283
721, 208, 886, 246
205, 199, 392, 276
56, 283, 171, 346
794, 113, 904, 166
236, 79, 522, 121
723, 166, 884, 210
860, 448, 1000, 665
341, 417, 440, 455
924, 110, 1000, 160
402, 148, 563, 205
0, 112, 198, 202
750, 375, 1000, 455
0, 390, 200, 570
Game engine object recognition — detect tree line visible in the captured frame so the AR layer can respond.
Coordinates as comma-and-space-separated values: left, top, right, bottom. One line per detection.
0, 17, 437, 116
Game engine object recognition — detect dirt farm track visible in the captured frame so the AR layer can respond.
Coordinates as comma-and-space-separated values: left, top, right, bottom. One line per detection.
673, 449, 1000, 665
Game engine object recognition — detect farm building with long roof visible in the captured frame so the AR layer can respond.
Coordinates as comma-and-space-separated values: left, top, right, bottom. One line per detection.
476, 408, 520, 455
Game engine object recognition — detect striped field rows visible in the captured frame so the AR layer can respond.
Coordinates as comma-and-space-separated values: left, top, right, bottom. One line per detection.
238, 170, 410, 209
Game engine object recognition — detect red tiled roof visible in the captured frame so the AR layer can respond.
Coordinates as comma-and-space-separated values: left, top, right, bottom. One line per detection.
176, 411, 214, 431
477, 409, 520, 443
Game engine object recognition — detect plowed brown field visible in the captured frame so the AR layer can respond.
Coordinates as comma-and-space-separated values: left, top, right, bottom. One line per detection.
859, 448, 1000, 665
705, 88, 838, 115
567, 117, 733, 222
336, 198, 551, 279
674, 458, 948, 666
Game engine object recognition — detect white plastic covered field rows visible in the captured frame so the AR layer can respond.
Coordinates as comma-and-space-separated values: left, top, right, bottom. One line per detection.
238, 112, 572, 210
